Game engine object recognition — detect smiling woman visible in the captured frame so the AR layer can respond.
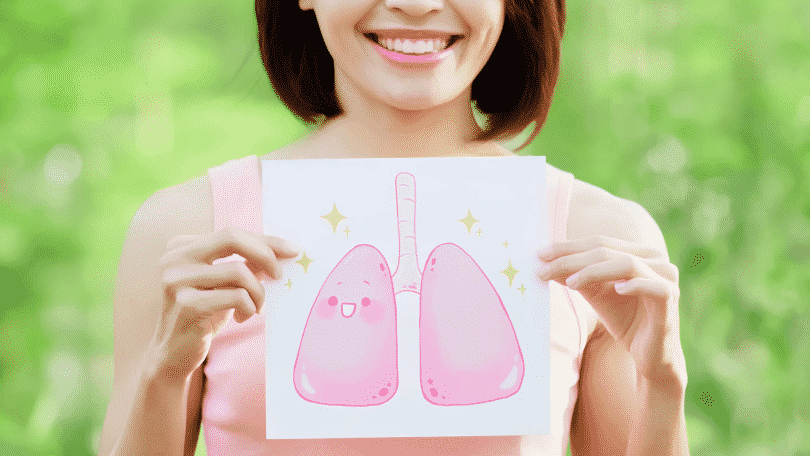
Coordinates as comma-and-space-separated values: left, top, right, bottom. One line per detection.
96, 0, 691, 455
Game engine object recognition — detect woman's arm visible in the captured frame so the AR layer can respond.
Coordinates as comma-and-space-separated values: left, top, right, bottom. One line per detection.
567, 186, 690, 455
571, 325, 689, 456
108, 351, 192, 456
98, 181, 209, 456
625, 375, 689, 456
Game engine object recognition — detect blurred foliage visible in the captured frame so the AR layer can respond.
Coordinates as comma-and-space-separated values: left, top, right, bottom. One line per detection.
0, 0, 808, 455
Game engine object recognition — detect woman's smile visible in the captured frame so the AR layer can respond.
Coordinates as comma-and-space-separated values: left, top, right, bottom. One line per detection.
361, 31, 466, 67
363, 32, 463, 54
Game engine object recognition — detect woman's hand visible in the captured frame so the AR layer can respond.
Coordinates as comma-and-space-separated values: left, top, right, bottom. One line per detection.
152, 227, 302, 383
538, 235, 687, 391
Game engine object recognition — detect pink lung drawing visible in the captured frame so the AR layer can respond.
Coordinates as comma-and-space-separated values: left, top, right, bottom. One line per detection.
419, 243, 524, 405
294, 171, 523, 407
293, 245, 398, 406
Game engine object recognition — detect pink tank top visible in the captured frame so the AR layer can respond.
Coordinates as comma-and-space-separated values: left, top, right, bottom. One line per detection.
203, 155, 599, 456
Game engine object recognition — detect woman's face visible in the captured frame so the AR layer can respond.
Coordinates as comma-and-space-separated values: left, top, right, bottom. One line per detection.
299, 0, 505, 113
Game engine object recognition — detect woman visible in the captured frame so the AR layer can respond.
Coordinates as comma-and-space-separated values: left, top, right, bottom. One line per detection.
98, 0, 690, 454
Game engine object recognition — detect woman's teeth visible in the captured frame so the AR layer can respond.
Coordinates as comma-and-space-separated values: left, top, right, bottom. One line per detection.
370, 35, 451, 55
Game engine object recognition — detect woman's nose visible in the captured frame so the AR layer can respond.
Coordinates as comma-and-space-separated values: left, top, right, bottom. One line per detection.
385, 0, 444, 17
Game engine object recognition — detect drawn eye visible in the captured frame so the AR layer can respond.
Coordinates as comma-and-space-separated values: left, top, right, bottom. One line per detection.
328, 296, 338, 306
361, 297, 371, 307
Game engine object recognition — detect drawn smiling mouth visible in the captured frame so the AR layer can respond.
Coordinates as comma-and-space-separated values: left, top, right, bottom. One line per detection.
341, 303, 356, 318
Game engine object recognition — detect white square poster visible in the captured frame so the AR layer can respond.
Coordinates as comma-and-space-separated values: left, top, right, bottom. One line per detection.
261, 156, 551, 439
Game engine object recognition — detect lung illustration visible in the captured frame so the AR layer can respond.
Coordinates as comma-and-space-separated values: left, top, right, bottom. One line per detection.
293, 171, 523, 407
391, 172, 525, 406
419, 243, 524, 405
293, 245, 398, 406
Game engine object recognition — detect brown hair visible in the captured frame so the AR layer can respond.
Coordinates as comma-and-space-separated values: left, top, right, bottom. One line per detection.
255, 0, 566, 152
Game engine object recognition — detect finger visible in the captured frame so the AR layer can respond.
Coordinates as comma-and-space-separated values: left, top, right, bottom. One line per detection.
565, 257, 673, 290
164, 262, 265, 314
614, 276, 678, 297
538, 235, 666, 262
244, 261, 274, 283
185, 228, 285, 280
615, 279, 682, 326
539, 249, 676, 285
174, 286, 257, 325
613, 278, 675, 313
267, 235, 303, 258
166, 234, 203, 252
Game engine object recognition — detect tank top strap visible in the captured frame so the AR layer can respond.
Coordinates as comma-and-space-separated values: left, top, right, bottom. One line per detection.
544, 163, 574, 245
545, 163, 597, 353
207, 154, 262, 233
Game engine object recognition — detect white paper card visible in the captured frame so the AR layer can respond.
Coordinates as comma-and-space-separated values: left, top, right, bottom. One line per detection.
262, 156, 550, 439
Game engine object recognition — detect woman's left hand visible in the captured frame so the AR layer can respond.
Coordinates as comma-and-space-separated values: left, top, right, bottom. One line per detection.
538, 235, 687, 390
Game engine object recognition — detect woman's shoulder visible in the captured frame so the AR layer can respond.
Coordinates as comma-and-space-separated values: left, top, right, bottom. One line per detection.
567, 177, 637, 242
149, 172, 215, 237
158, 148, 294, 235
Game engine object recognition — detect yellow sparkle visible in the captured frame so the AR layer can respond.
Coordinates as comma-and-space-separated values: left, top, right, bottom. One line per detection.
284, 279, 293, 290
517, 284, 526, 295
502, 240, 509, 249
458, 209, 479, 234
296, 251, 313, 273
344, 226, 350, 237
501, 259, 519, 287
477, 227, 482, 236
321, 203, 347, 233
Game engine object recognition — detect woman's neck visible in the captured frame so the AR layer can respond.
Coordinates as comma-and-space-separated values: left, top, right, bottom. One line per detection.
304, 115, 516, 159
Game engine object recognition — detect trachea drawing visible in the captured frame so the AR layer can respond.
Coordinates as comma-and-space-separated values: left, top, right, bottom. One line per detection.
293, 172, 524, 407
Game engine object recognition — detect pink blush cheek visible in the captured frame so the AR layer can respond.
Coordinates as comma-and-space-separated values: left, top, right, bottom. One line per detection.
360, 298, 384, 324
316, 297, 337, 319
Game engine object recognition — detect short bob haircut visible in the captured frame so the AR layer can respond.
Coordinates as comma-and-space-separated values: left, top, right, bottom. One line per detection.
255, 0, 566, 152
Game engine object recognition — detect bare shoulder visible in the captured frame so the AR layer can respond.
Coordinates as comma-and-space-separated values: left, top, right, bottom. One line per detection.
155, 147, 298, 234
568, 178, 665, 258
148, 174, 214, 237
121, 175, 213, 266
152, 147, 297, 237
567, 178, 638, 243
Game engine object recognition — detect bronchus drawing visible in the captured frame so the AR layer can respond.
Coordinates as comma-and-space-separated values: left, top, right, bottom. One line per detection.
293, 172, 525, 407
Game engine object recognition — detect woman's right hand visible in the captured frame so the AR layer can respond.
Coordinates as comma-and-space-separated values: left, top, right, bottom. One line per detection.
150, 227, 302, 383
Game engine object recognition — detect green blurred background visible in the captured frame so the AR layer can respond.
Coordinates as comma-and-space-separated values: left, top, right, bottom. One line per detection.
1, 0, 809, 454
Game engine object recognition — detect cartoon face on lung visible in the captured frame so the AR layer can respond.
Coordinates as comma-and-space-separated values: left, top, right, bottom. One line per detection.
293, 244, 398, 406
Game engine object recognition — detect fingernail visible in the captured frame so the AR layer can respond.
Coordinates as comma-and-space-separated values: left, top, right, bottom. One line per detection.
258, 271, 272, 282
286, 242, 302, 254
615, 281, 630, 293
